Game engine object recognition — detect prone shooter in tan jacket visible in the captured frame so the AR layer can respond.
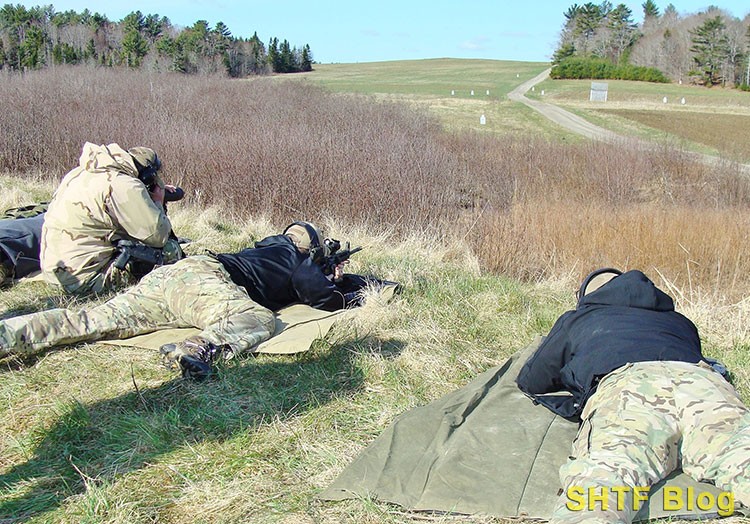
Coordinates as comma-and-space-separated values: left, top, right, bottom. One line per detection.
40, 142, 174, 294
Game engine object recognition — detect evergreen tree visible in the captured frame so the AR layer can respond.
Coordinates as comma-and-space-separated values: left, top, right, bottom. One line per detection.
642, 0, 659, 18
143, 14, 167, 43
564, 4, 581, 21
268, 36, 280, 71
689, 15, 730, 85
122, 11, 145, 34
606, 4, 638, 63
279, 38, 293, 72
85, 38, 96, 61
122, 28, 148, 67
0, 4, 49, 69
552, 42, 576, 64
300, 44, 312, 71
248, 31, 266, 74
212, 21, 231, 54
20, 25, 46, 68
214, 21, 231, 39
573, 3, 605, 55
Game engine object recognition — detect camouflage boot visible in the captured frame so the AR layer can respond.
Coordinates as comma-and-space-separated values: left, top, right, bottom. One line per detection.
160, 336, 223, 380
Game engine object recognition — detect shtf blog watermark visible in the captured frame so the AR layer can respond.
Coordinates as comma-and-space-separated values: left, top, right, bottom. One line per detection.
565, 486, 734, 517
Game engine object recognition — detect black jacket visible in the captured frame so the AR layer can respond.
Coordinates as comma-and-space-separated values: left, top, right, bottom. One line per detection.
0, 214, 45, 279
515, 270, 703, 420
216, 234, 346, 312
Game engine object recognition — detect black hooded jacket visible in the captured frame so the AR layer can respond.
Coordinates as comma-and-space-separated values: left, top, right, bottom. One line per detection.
216, 234, 346, 312
0, 214, 45, 279
515, 270, 703, 420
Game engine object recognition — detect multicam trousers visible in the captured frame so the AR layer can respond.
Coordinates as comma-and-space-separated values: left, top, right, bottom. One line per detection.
551, 360, 750, 524
0, 255, 275, 357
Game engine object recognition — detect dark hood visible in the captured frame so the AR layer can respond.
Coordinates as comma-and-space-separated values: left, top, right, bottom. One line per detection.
578, 270, 674, 312
254, 234, 295, 249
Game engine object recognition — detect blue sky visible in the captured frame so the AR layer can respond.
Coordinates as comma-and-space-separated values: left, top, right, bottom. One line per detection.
24, 1, 750, 63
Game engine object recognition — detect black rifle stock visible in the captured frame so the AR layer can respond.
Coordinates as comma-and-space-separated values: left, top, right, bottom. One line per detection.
113, 240, 164, 271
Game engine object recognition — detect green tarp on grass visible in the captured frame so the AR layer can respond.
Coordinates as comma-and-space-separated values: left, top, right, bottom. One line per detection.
320, 337, 746, 521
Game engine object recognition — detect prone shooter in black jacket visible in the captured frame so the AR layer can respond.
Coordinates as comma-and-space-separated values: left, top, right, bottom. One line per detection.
217, 222, 352, 312
516, 269, 750, 524
0, 221, 363, 380
516, 268, 703, 421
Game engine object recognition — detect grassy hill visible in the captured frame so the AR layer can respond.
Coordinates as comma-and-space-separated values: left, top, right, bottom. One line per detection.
301, 58, 750, 162
295, 58, 562, 138
1, 60, 750, 523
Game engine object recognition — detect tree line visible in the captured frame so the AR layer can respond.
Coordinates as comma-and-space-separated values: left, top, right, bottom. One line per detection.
555, 1, 750, 88
0, 4, 313, 76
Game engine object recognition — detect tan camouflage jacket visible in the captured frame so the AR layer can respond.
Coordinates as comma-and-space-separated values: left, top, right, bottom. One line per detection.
40, 142, 172, 293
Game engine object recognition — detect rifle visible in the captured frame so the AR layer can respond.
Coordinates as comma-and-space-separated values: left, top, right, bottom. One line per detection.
113, 240, 164, 272
321, 238, 363, 279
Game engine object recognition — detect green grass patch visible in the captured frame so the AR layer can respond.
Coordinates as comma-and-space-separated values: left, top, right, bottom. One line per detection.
293, 58, 578, 139
528, 77, 750, 107
307, 59, 548, 98
594, 109, 750, 163
0, 209, 578, 523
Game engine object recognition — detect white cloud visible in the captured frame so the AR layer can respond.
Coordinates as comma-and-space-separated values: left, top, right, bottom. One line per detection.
460, 36, 490, 51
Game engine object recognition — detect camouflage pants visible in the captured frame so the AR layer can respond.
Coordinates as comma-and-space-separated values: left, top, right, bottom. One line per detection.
551, 361, 750, 524
52, 259, 135, 295
0, 255, 275, 357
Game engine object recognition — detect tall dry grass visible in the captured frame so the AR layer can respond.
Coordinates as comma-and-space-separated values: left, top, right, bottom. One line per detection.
0, 66, 467, 231
2, 65, 749, 297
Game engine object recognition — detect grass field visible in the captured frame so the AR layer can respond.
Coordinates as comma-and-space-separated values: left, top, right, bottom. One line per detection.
2, 180, 747, 524
2, 59, 750, 523
298, 59, 564, 137
302, 60, 750, 161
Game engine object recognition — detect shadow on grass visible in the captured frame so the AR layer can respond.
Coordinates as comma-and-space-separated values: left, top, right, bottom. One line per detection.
0, 336, 405, 522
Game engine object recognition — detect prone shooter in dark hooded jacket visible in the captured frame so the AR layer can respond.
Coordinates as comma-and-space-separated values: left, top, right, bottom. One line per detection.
516, 269, 750, 524
516, 268, 703, 420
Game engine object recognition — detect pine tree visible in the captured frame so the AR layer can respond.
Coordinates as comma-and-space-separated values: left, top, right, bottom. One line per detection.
606, 4, 638, 63
642, 0, 659, 18
279, 39, 293, 72
300, 44, 312, 71
573, 3, 605, 55
689, 15, 730, 86
122, 28, 148, 67
268, 37, 280, 72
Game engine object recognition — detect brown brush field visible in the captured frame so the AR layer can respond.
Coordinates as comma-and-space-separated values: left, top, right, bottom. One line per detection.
2, 64, 749, 298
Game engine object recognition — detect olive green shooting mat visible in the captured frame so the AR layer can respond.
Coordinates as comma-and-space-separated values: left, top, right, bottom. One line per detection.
102, 282, 400, 355
319, 337, 746, 521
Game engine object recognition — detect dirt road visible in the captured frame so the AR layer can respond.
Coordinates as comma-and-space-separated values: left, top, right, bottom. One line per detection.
509, 69, 750, 174
509, 68, 639, 145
